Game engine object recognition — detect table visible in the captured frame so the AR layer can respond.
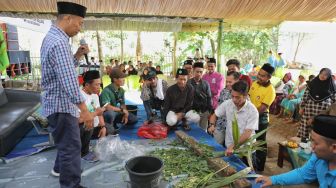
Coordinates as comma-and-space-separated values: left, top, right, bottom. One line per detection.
277, 142, 312, 169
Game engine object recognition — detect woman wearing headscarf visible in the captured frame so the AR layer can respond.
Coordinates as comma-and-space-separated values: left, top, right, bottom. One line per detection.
278, 75, 307, 121
271, 72, 294, 116
298, 68, 336, 141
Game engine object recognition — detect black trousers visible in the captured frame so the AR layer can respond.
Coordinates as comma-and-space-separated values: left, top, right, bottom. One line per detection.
79, 125, 103, 156
48, 113, 81, 188
255, 113, 269, 171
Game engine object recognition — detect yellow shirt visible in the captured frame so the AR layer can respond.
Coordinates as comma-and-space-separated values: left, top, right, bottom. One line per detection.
249, 81, 276, 112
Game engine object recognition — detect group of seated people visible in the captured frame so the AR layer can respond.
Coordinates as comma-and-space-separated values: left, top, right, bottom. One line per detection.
271, 68, 336, 142
106, 58, 164, 77
78, 68, 138, 161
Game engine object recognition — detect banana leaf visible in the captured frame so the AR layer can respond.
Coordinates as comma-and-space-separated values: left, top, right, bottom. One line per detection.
232, 113, 240, 147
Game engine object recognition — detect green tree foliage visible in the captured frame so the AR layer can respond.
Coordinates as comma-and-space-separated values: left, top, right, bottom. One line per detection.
221, 27, 279, 66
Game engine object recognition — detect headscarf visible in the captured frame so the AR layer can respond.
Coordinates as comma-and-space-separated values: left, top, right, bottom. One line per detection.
282, 72, 292, 83
307, 68, 336, 102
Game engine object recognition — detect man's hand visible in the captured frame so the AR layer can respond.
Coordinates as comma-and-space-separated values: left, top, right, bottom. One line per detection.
255, 176, 273, 188
98, 126, 106, 138
80, 110, 94, 130
95, 107, 105, 116
122, 110, 129, 124
144, 80, 151, 87
74, 44, 89, 60
207, 124, 215, 134
307, 118, 314, 126
225, 144, 235, 156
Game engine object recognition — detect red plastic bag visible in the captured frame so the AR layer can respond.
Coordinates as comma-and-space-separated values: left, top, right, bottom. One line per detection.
137, 122, 168, 139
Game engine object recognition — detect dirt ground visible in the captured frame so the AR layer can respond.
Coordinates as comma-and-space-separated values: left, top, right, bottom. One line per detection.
262, 114, 318, 188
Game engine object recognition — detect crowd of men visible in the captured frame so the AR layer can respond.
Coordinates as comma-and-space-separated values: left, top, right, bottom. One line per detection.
40, 2, 336, 188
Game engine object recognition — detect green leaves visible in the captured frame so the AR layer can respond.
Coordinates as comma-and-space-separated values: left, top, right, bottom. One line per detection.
232, 113, 240, 148
150, 148, 212, 188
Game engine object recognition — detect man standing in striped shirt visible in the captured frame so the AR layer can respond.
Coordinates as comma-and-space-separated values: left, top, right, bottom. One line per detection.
40, 2, 94, 188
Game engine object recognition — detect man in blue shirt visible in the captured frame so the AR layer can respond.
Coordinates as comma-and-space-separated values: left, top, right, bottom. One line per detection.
41, 2, 94, 188
256, 115, 336, 187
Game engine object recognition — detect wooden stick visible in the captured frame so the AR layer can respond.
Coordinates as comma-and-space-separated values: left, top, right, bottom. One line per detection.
175, 131, 251, 188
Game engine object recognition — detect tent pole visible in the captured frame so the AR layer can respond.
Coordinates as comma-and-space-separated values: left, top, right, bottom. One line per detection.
217, 20, 223, 73
120, 29, 124, 63
136, 31, 142, 61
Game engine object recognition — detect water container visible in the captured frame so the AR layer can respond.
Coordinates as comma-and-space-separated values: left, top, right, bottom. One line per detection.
125, 156, 163, 188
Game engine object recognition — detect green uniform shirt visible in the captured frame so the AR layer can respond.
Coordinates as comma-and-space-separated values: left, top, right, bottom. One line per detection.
100, 84, 125, 107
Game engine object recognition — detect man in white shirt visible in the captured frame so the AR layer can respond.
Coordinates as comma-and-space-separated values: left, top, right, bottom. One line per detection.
208, 81, 259, 166
79, 70, 106, 162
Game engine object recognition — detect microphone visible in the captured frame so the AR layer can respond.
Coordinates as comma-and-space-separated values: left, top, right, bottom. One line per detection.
79, 39, 90, 65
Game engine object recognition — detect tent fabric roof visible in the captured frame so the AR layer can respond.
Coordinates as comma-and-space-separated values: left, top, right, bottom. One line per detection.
1, 0, 336, 31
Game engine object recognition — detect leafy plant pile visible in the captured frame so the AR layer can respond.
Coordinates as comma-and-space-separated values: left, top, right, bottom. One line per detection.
150, 139, 252, 188
150, 147, 213, 188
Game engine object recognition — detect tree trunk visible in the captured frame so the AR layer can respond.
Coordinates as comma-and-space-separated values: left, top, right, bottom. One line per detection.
293, 33, 305, 62
210, 38, 216, 58
136, 31, 142, 61
96, 31, 105, 74
172, 32, 178, 77
96, 31, 103, 63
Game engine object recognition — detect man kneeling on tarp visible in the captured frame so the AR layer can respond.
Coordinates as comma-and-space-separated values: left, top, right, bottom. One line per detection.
140, 67, 168, 122
79, 70, 106, 162
162, 68, 199, 131
100, 68, 138, 135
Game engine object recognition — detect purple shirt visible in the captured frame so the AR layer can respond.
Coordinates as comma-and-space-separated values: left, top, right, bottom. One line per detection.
203, 72, 225, 109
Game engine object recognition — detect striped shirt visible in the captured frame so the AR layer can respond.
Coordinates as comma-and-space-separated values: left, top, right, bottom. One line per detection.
40, 25, 84, 118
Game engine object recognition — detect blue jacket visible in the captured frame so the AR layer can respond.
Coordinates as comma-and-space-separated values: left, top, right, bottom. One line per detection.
271, 154, 336, 187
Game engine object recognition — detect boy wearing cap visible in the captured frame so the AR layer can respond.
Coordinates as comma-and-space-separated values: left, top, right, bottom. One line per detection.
140, 67, 168, 121
183, 59, 194, 79
100, 68, 138, 134
249, 63, 276, 172
203, 58, 225, 110
40, 2, 93, 187
163, 68, 198, 130
226, 59, 252, 88
79, 70, 106, 162
187, 62, 212, 130
256, 115, 336, 187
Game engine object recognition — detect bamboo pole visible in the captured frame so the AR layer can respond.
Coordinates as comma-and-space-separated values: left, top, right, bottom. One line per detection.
120, 29, 124, 63
175, 131, 251, 188
136, 31, 142, 61
216, 20, 223, 73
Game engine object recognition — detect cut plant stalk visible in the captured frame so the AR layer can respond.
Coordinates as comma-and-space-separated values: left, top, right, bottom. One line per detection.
175, 131, 251, 188
204, 167, 252, 188
214, 122, 271, 170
